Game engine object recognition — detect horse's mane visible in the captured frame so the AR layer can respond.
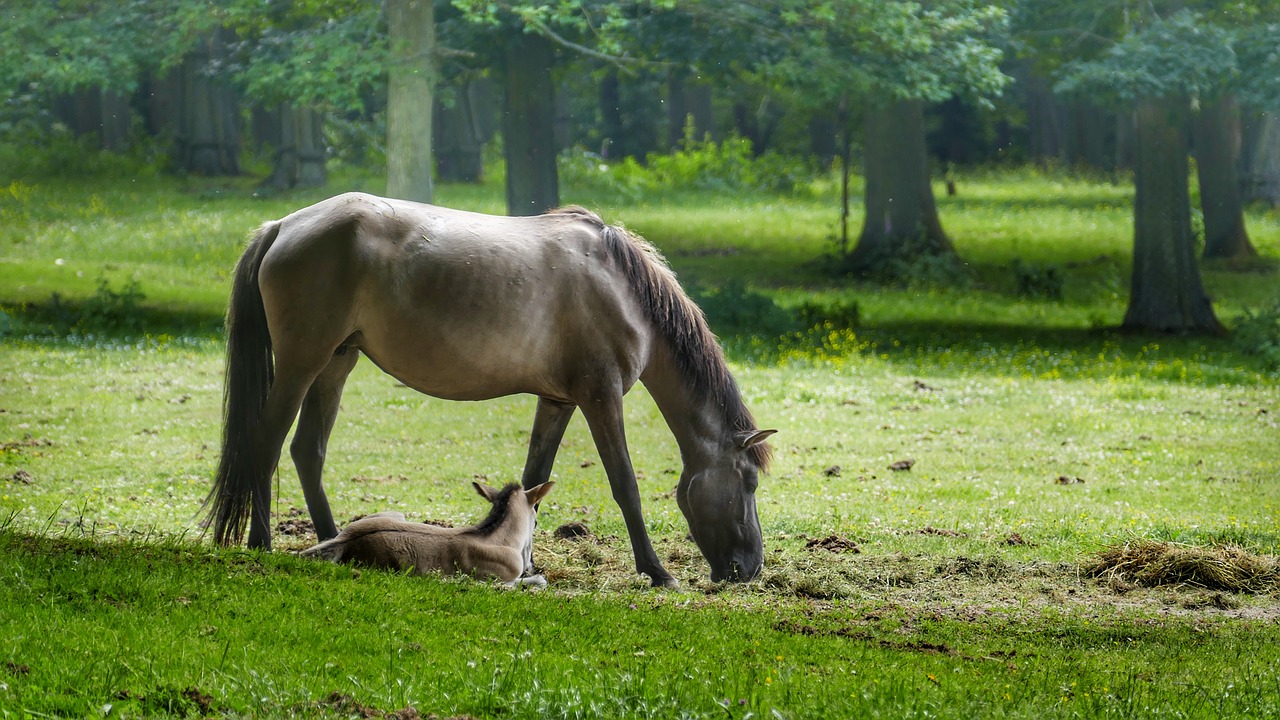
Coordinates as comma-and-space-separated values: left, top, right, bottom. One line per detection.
464, 483, 523, 537
545, 206, 772, 471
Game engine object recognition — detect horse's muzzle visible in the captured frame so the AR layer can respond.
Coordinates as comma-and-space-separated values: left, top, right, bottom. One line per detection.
714, 559, 763, 583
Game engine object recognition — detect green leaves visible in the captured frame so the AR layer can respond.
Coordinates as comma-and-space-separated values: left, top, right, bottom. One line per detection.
1056, 11, 1238, 104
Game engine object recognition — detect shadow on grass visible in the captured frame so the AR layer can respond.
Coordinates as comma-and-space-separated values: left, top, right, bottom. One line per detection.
720, 319, 1273, 387
1, 295, 224, 345
3, 289, 1272, 388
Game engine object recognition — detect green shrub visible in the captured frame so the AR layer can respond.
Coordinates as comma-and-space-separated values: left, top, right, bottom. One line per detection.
9, 277, 148, 337
1233, 301, 1280, 370
1012, 258, 1065, 300
559, 123, 820, 197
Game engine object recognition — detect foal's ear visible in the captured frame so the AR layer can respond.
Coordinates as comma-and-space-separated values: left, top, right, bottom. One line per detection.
472, 481, 499, 503
525, 481, 555, 507
737, 429, 777, 449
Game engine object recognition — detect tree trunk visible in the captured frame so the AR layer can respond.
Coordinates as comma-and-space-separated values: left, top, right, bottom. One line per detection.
1241, 111, 1280, 206
666, 70, 688, 149
256, 106, 327, 192
386, 0, 436, 203
296, 107, 327, 188
502, 31, 558, 216
686, 80, 714, 142
1194, 94, 1256, 260
258, 105, 299, 191
847, 98, 953, 271
599, 68, 623, 158
435, 80, 488, 183
1123, 96, 1224, 334
167, 29, 241, 176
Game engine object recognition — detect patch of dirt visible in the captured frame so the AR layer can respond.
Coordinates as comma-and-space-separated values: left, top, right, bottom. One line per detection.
917, 526, 966, 538
9, 469, 33, 485
1055, 475, 1086, 485
554, 521, 592, 540
822, 465, 841, 477
1, 435, 53, 453
805, 534, 860, 554
275, 518, 314, 537
888, 459, 915, 471
5, 661, 30, 676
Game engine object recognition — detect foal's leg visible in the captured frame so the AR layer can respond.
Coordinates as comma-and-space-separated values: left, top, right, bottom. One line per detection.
290, 346, 360, 541
579, 393, 677, 588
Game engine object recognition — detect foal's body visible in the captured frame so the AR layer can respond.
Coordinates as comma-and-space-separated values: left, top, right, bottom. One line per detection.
209, 193, 773, 586
302, 482, 552, 586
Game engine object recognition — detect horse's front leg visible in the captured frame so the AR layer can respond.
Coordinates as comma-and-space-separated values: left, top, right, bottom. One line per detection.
520, 398, 576, 490
519, 398, 575, 576
579, 394, 678, 589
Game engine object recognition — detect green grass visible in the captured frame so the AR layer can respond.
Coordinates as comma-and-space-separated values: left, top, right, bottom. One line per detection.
1, 168, 1279, 718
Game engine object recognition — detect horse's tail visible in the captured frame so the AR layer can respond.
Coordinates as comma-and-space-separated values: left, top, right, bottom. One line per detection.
204, 221, 281, 546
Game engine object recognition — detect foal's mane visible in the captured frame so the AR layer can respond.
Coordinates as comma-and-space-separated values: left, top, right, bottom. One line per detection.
464, 483, 523, 538
545, 206, 772, 471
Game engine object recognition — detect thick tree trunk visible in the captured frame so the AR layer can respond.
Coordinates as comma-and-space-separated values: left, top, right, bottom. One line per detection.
1241, 111, 1280, 206
1124, 96, 1224, 334
386, 0, 436, 203
599, 69, 623, 158
847, 98, 953, 271
435, 80, 488, 183
296, 107, 327, 188
256, 106, 327, 192
1194, 94, 1255, 260
502, 31, 558, 216
165, 29, 240, 176
666, 70, 688, 149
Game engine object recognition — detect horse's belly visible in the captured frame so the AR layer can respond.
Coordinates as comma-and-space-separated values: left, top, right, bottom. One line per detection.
355, 329, 565, 402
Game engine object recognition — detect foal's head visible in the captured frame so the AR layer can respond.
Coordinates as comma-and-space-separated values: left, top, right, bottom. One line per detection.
472, 481, 554, 574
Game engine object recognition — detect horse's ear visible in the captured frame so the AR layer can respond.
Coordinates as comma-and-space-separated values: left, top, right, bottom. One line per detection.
525, 481, 555, 507
473, 481, 499, 503
737, 429, 777, 449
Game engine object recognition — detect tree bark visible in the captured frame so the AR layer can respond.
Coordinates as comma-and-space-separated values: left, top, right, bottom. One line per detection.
502, 30, 559, 216
1123, 96, 1224, 334
386, 0, 436, 203
847, 98, 953, 271
164, 29, 240, 176
435, 80, 488, 183
1194, 94, 1256, 260
1241, 111, 1280, 206
256, 106, 327, 192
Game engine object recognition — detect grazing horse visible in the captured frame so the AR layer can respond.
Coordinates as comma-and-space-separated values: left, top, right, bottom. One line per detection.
206, 193, 774, 586
301, 481, 554, 586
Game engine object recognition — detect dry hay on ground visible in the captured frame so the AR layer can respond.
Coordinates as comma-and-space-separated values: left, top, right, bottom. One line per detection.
1085, 540, 1280, 594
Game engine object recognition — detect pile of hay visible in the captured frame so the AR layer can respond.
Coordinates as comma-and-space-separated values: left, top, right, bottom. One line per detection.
1085, 540, 1280, 594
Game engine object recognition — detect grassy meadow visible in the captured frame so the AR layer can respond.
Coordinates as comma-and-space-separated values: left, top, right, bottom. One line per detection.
1, 167, 1279, 718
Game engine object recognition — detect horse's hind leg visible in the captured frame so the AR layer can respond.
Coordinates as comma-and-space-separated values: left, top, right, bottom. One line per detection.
245, 367, 324, 550
290, 345, 360, 541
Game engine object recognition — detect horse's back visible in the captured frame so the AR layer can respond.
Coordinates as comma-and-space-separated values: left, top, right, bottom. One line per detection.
258, 193, 653, 401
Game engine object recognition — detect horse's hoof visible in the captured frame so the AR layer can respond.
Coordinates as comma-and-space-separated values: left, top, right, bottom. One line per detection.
650, 575, 680, 590
520, 575, 548, 588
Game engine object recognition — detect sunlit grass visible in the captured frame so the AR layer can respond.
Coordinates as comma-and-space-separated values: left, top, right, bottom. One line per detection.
2, 168, 1279, 718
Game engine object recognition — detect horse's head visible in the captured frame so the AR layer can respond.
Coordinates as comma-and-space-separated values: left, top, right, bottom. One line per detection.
677, 429, 775, 582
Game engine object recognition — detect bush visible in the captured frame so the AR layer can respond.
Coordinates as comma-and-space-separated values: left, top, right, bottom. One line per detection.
1012, 259, 1065, 300
559, 124, 821, 198
1233, 301, 1280, 370
7, 277, 148, 337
